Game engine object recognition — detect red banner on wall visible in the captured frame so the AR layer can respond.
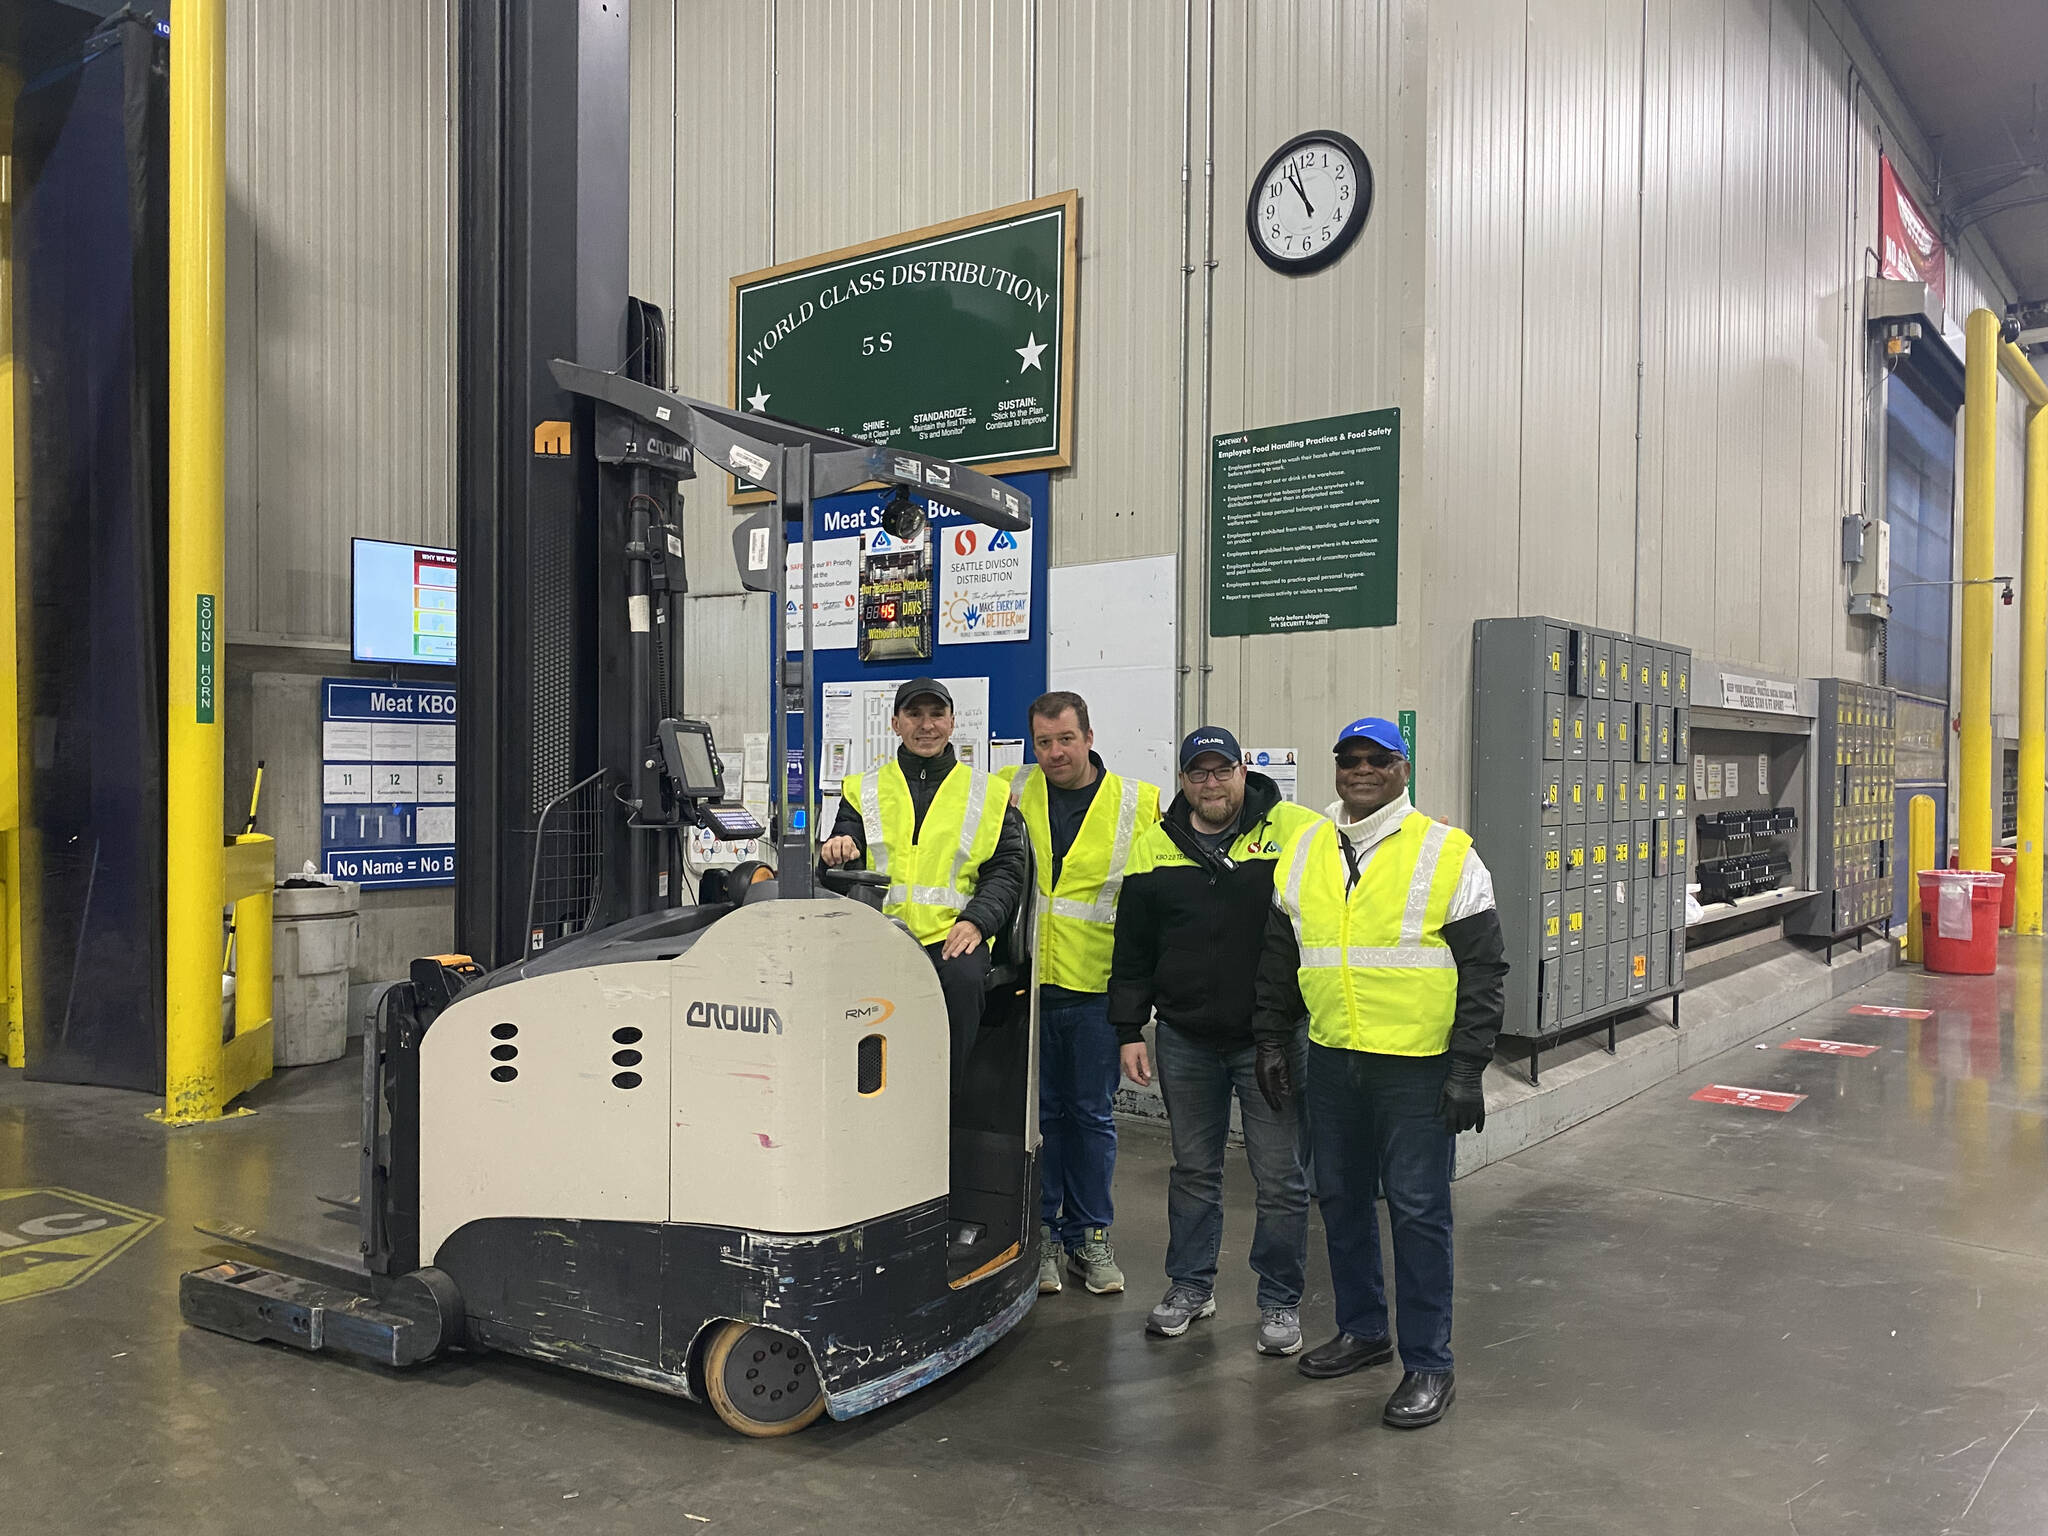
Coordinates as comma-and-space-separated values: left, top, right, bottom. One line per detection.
1879, 157, 1946, 313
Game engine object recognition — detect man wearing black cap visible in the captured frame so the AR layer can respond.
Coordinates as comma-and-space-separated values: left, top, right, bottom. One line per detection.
1108, 726, 1324, 1355
822, 678, 1028, 1091
1253, 715, 1506, 1430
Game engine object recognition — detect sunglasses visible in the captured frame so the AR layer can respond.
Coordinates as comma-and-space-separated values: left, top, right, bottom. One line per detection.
1336, 749, 1403, 771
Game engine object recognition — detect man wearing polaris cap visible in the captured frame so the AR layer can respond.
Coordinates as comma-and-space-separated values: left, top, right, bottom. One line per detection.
997, 692, 1161, 1298
1253, 716, 1507, 1430
822, 678, 1029, 1092
1109, 726, 1323, 1355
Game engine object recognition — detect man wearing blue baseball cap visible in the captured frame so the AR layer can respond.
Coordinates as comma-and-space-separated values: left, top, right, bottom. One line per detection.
1108, 725, 1323, 1355
1252, 715, 1507, 1429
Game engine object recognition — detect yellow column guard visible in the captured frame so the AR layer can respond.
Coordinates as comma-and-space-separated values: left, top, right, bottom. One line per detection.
1906, 793, 1936, 965
1957, 310, 2000, 875
161, 0, 240, 1122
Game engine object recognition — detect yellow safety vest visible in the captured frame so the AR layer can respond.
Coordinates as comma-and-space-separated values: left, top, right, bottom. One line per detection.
1003, 766, 1162, 991
1273, 810, 1471, 1056
843, 760, 1007, 946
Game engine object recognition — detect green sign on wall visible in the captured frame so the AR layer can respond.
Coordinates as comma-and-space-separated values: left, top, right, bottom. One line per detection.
730, 192, 1079, 499
1209, 407, 1400, 636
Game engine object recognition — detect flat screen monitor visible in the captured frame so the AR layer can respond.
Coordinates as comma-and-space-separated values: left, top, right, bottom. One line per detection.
352, 538, 457, 667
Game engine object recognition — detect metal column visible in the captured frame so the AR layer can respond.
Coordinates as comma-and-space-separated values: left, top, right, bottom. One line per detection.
1958, 310, 2000, 874
162, 0, 238, 1122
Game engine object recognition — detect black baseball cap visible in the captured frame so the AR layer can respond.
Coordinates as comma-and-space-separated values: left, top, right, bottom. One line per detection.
1179, 725, 1242, 770
893, 677, 953, 712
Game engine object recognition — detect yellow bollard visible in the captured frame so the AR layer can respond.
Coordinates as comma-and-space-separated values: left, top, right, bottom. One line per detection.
1906, 794, 1937, 964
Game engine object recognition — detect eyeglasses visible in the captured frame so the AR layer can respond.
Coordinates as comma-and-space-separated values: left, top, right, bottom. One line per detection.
1183, 762, 1241, 785
1336, 750, 1402, 771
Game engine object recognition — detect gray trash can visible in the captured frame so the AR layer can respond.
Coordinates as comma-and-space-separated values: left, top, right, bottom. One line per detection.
271, 880, 361, 1066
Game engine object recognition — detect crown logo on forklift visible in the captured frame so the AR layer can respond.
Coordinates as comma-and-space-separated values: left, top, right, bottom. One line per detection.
685, 1000, 785, 1035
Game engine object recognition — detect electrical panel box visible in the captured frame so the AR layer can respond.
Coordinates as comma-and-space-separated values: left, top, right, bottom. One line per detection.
1473, 617, 1691, 1041
1786, 679, 1897, 938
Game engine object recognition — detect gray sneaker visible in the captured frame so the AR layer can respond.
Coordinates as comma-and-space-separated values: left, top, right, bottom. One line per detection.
1066, 1227, 1125, 1295
1257, 1306, 1304, 1356
1037, 1226, 1063, 1295
1145, 1283, 1216, 1338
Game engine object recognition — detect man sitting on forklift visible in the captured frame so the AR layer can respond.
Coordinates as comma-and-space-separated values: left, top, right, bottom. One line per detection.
822, 678, 1029, 1091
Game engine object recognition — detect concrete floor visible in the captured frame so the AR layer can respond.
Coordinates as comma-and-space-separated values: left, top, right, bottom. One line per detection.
5, 944, 2048, 1535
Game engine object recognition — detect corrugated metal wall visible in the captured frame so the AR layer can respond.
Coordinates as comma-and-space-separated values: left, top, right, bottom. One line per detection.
616, 0, 2027, 817
224, 0, 457, 647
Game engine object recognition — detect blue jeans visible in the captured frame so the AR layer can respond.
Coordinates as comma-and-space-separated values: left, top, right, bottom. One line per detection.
1153, 1022, 1310, 1308
1038, 993, 1120, 1246
1306, 1042, 1456, 1373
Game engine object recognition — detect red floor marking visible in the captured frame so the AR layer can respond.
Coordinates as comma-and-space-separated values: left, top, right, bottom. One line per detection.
1849, 1004, 1933, 1020
1781, 1038, 1881, 1058
1690, 1084, 1806, 1112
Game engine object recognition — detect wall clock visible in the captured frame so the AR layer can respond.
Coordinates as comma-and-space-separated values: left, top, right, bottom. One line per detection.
1247, 129, 1373, 275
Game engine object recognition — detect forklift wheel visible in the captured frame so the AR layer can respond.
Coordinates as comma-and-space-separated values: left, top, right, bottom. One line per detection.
702, 1320, 826, 1437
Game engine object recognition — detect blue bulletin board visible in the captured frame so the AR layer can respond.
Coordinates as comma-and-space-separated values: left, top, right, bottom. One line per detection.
783, 471, 1050, 806
319, 679, 457, 888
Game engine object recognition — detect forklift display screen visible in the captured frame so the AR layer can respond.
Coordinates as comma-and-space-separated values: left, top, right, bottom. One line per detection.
659, 720, 725, 799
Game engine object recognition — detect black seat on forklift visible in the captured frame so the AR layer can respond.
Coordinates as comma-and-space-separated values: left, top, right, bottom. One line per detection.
983, 842, 1036, 993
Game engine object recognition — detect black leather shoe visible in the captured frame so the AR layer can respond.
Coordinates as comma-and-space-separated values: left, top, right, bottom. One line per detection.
1382, 1370, 1455, 1428
1297, 1331, 1396, 1379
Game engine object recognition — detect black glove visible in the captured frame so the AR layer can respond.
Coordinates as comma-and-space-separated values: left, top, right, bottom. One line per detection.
1254, 1039, 1295, 1112
1438, 1056, 1487, 1135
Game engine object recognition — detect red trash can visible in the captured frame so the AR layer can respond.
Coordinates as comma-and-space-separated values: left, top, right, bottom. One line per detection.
1920, 870, 2005, 974
1950, 850, 2019, 929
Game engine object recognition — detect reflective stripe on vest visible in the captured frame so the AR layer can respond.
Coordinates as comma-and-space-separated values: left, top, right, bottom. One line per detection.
1276, 811, 1470, 1056
844, 760, 1005, 945
1012, 767, 1160, 991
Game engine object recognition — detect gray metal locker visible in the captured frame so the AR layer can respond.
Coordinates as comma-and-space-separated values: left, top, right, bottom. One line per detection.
1541, 891, 1562, 959
1562, 951, 1584, 1017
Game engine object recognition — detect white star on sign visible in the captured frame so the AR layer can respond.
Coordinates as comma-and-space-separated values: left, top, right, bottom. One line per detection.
1015, 333, 1047, 373
746, 385, 771, 412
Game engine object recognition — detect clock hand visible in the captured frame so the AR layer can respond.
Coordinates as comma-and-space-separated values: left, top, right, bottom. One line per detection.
1288, 167, 1315, 217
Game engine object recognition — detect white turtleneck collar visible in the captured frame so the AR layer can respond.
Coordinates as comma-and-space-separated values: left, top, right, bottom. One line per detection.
1326, 794, 1414, 853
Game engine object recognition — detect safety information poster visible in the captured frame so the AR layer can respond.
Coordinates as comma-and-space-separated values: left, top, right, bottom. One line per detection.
1209, 407, 1399, 636
1243, 747, 1299, 802
819, 676, 991, 791
784, 536, 860, 651
320, 679, 456, 888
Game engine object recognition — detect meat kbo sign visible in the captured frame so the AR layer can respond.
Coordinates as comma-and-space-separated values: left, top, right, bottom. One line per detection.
1879, 156, 1946, 313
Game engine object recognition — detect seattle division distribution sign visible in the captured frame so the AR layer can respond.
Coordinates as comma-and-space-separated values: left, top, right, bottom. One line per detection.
1209, 408, 1400, 636
730, 192, 1078, 498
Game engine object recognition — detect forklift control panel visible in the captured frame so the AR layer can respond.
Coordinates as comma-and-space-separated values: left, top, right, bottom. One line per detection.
658, 718, 727, 800
700, 804, 766, 841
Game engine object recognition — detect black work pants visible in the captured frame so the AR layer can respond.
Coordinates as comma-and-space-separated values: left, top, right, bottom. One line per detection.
924, 940, 988, 1093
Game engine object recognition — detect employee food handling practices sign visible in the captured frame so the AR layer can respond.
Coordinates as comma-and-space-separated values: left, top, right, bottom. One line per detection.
1209, 408, 1399, 636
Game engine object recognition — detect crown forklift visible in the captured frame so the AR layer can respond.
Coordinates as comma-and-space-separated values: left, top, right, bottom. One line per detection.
177, 2, 1042, 1436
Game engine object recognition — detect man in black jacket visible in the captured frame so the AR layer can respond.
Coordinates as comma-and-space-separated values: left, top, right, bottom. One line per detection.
821, 679, 1028, 1091
1109, 727, 1325, 1355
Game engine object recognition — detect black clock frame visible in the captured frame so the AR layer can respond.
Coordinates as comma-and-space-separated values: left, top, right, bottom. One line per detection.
1246, 129, 1374, 275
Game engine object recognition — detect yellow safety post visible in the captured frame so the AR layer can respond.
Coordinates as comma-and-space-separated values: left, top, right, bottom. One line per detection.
1, 63, 20, 1068
218, 833, 276, 1100
2001, 335, 2048, 933
1958, 309, 2001, 874
1906, 793, 1936, 964
160, 0, 236, 1122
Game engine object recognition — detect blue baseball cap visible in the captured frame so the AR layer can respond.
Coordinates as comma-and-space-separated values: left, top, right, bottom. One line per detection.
1179, 725, 1242, 770
1334, 717, 1407, 756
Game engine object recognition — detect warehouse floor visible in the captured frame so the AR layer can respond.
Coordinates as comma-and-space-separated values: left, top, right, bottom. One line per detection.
5, 942, 2048, 1535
